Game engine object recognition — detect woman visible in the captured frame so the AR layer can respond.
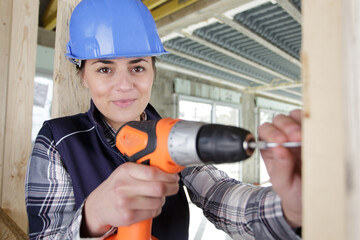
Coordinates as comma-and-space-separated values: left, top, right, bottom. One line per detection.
26, 0, 302, 239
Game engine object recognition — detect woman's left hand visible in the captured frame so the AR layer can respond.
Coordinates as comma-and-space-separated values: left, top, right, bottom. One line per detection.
258, 109, 302, 228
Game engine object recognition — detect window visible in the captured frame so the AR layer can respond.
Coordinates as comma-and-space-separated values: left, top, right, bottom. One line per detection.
215, 105, 239, 127
32, 71, 53, 143
178, 95, 240, 240
179, 100, 212, 123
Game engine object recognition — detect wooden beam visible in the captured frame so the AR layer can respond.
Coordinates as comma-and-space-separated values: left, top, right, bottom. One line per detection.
0, 0, 12, 205
157, 0, 250, 36
143, 0, 168, 10
1, 0, 39, 232
0, 208, 27, 240
52, 0, 90, 118
343, 0, 360, 239
302, 0, 346, 238
37, 27, 56, 48
41, 0, 57, 30
151, 0, 199, 21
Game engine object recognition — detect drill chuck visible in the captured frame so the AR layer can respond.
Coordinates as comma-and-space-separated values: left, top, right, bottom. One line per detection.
167, 121, 255, 167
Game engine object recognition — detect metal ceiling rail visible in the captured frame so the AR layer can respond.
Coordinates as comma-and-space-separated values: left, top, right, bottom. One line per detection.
275, 0, 301, 24
217, 15, 301, 67
246, 80, 302, 92
166, 47, 302, 97
167, 47, 270, 86
157, 0, 255, 36
156, 61, 246, 90
156, 61, 302, 106
181, 31, 299, 83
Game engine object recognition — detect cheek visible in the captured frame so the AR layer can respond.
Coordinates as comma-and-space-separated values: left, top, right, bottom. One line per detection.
138, 77, 153, 97
87, 80, 112, 98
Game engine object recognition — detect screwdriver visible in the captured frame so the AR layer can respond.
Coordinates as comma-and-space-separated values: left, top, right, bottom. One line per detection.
246, 141, 302, 150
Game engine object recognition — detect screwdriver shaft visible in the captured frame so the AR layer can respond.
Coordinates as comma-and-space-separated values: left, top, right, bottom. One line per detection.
247, 141, 301, 149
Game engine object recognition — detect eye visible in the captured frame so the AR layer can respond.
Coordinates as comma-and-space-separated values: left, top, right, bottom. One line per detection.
132, 66, 145, 73
98, 67, 111, 74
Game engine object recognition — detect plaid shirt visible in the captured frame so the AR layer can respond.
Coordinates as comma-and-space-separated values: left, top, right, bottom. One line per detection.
26, 114, 300, 240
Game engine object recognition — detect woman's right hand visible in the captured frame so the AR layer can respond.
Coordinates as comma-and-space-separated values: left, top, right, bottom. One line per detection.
80, 162, 180, 237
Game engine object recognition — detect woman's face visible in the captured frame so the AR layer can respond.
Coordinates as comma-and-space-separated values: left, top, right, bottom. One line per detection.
82, 57, 154, 130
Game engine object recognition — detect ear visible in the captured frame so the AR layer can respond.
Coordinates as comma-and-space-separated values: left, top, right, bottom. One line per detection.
82, 77, 89, 88
80, 67, 89, 88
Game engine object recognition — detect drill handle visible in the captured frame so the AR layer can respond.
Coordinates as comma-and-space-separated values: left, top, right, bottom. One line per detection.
106, 219, 152, 240
115, 118, 185, 173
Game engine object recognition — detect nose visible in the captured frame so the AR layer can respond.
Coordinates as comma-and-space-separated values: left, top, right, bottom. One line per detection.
114, 72, 133, 91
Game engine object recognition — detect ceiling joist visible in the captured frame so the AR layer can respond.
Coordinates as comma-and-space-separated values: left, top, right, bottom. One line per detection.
143, 0, 168, 10
275, 0, 301, 24
151, 0, 200, 21
41, 0, 57, 30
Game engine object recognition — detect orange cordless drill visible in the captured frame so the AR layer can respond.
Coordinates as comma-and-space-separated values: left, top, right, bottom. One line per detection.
107, 118, 256, 240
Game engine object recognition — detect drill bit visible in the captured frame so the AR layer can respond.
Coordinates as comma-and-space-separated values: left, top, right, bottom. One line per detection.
247, 141, 302, 149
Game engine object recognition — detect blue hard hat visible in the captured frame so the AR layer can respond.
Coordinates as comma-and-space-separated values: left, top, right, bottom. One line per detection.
65, 0, 168, 65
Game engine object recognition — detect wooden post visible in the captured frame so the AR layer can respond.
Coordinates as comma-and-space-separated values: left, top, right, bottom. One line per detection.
0, 0, 39, 232
302, 0, 347, 238
0, 0, 12, 204
241, 92, 259, 184
343, 1, 360, 239
52, 0, 90, 118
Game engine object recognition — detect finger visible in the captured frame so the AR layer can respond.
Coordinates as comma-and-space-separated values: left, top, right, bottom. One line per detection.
115, 196, 166, 211
289, 109, 302, 125
121, 162, 180, 183
258, 122, 287, 143
116, 180, 179, 198
264, 147, 296, 187
272, 114, 301, 142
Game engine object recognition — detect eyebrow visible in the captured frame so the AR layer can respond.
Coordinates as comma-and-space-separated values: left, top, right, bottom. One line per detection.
128, 58, 149, 64
91, 60, 115, 65
91, 58, 149, 65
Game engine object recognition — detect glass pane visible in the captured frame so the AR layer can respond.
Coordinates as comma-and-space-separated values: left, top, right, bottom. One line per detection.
215, 105, 239, 126
179, 100, 212, 123
32, 72, 53, 142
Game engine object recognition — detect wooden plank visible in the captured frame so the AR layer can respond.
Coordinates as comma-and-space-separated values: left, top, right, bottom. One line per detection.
0, 0, 12, 205
156, 0, 248, 36
37, 27, 56, 48
143, 0, 168, 10
151, 0, 199, 21
343, 1, 360, 239
0, 208, 27, 240
302, 0, 346, 238
1, 0, 39, 232
240, 92, 259, 184
41, 0, 57, 30
51, 0, 90, 118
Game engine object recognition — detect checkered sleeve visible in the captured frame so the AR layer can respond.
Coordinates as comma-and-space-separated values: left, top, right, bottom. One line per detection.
25, 123, 116, 240
181, 165, 301, 240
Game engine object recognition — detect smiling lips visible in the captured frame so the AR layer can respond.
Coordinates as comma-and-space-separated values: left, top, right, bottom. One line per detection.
113, 99, 136, 108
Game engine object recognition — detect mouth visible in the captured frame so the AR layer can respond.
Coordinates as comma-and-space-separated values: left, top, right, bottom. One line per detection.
112, 99, 136, 108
